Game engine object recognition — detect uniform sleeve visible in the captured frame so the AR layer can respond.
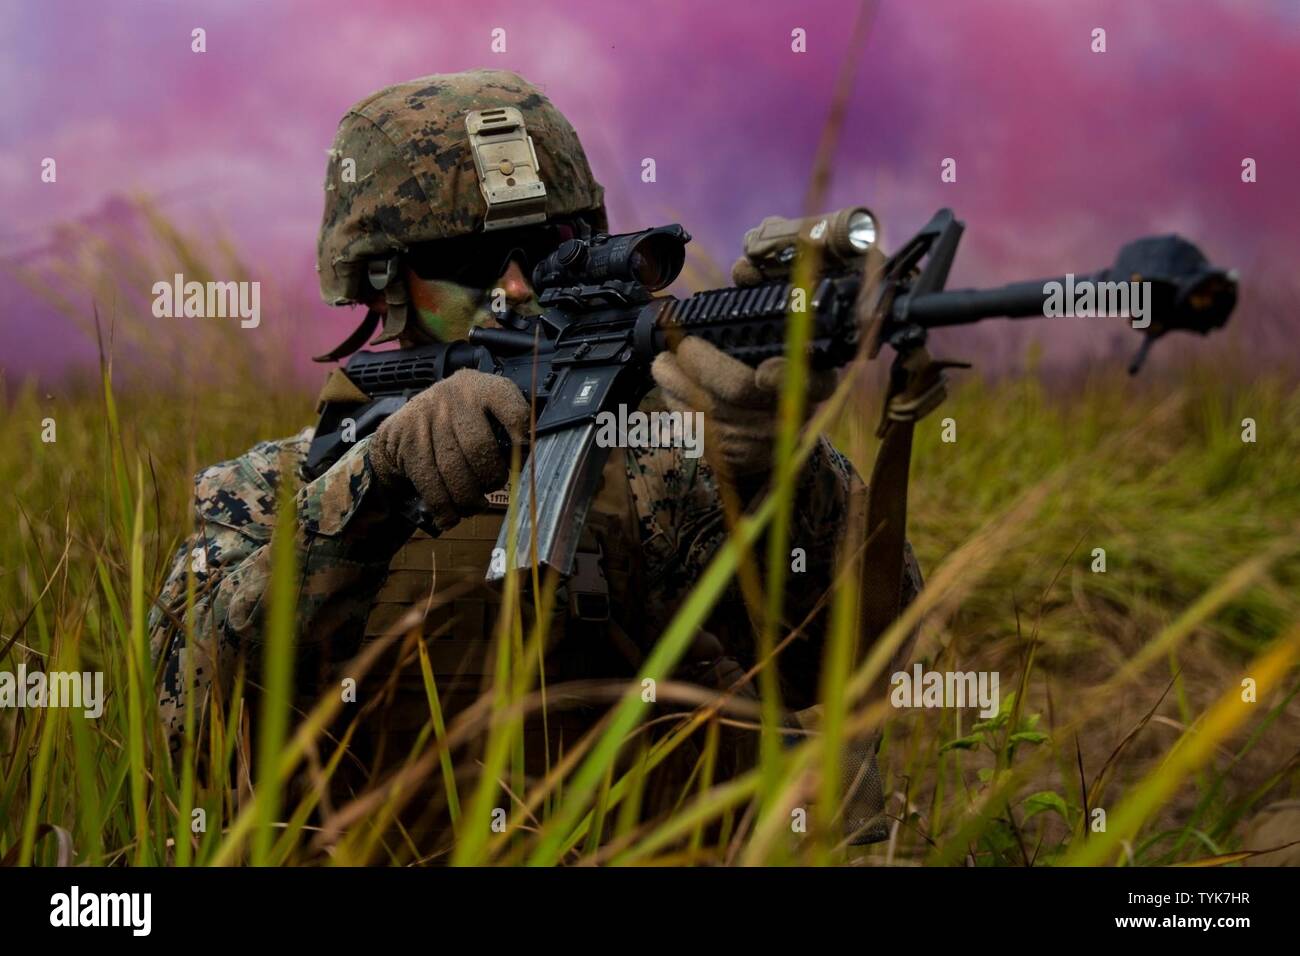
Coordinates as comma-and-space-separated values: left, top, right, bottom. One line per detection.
148, 429, 415, 753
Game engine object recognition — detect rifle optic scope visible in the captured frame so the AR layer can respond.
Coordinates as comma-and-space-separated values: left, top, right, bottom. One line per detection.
531, 224, 690, 291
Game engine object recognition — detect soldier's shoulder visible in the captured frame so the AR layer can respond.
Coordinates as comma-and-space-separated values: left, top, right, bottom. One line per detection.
193, 427, 314, 531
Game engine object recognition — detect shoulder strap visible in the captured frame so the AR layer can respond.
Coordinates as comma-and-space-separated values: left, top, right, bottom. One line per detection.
857, 346, 955, 698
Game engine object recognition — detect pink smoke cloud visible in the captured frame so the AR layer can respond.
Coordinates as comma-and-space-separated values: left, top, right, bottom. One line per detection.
2, 0, 1297, 384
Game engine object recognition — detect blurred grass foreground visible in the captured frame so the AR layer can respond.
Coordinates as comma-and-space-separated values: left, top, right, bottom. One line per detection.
1, 203, 1298, 867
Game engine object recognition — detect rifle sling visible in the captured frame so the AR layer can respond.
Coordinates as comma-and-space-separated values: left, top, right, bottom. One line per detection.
857, 346, 946, 702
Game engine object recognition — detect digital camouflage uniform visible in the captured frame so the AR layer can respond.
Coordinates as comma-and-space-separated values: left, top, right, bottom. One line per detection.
147, 426, 918, 748
146, 69, 924, 842
148, 417, 921, 842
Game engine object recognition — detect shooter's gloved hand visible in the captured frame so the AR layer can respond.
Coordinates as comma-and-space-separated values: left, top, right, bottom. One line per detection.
367, 369, 530, 531
650, 336, 837, 478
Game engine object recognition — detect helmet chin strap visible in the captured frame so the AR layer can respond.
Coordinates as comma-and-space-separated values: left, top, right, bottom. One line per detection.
311, 308, 379, 363
370, 257, 412, 346
311, 257, 425, 362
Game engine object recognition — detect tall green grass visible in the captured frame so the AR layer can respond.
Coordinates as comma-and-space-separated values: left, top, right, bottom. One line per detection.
3, 345, 1296, 866
2, 191, 1298, 866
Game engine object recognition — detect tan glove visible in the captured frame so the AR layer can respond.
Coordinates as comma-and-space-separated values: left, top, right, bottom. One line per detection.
650, 337, 838, 478
368, 369, 530, 531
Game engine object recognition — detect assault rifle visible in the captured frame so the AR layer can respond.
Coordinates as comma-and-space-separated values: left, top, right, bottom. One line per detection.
303, 207, 1236, 583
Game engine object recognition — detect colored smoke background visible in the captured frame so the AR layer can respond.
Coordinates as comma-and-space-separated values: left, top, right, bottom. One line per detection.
2, 0, 1297, 387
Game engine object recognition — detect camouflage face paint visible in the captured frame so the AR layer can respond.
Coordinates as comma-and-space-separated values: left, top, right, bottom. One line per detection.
407, 274, 541, 341
408, 277, 487, 340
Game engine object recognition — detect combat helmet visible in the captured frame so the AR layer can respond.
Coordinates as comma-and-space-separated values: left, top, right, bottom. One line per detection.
315, 69, 607, 355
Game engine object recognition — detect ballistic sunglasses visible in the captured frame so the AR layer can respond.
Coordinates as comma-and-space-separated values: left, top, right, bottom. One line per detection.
405, 219, 590, 290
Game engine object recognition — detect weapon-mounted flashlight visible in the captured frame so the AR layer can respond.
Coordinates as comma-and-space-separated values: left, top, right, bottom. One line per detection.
732, 206, 879, 283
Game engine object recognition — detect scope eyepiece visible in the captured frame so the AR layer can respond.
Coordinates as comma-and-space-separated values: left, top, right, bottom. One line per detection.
532, 224, 690, 291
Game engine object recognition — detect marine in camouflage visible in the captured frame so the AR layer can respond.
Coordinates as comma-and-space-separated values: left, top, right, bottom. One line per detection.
147, 420, 922, 754
148, 68, 924, 844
